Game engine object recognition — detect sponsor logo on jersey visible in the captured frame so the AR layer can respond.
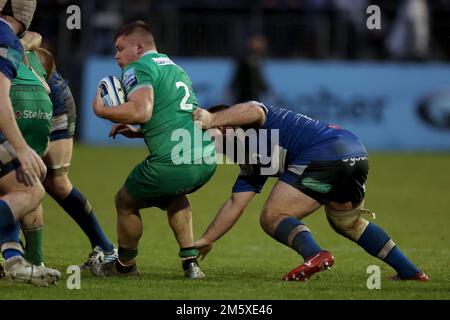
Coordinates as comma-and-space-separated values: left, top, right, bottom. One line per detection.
16, 110, 52, 120
152, 57, 175, 66
122, 68, 138, 91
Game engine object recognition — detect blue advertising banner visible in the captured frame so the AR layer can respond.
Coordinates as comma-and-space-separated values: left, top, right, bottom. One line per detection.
81, 57, 450, 150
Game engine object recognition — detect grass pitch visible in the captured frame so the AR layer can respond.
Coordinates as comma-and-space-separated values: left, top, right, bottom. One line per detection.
0, 145, 449, 299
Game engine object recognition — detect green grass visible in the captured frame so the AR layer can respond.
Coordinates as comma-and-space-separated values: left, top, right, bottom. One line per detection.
1, 146, 449, 299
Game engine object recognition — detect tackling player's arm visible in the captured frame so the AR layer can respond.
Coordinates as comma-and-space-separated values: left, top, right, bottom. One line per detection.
195, 191, 256, 260
92, 86, 153, 124
193, 101, 266, 129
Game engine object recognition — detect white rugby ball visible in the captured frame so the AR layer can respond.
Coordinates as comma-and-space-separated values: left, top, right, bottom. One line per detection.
98, 75, 126, 107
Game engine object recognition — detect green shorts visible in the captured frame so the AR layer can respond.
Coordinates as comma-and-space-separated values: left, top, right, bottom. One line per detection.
10, 85, 52, 157
124, 159, 217, 210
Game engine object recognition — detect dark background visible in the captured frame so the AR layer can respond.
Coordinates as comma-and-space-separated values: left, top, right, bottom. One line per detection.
29, 0, 450, 135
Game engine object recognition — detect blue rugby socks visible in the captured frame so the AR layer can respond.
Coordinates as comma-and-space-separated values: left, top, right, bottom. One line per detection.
0, 200, 15, 229
0, 200, 22, 260
57, 188, 114, 252
357, 222, 420, 278
274, 217, 323, 260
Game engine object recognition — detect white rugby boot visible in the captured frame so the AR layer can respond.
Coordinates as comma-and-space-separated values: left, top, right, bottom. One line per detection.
182, 258, 205, 279
80, 246, 118, 269
5, 256, 61, 287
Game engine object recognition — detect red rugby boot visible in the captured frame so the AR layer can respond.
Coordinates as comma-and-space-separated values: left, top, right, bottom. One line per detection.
389, 271, 429, 282
283, 250, 335, 281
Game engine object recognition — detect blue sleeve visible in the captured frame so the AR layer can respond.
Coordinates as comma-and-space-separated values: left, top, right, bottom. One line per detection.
48, 70, 70, 100
0, 21, 24, 80
232, 174, 269, 193
48, 70, 74, 115
260, 104, 281, 130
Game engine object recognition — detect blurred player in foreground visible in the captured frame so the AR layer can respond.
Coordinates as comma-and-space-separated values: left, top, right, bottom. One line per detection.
193, 101, 429, 282
16, 31, 117, 269
0, 0, 60, 286
92, 21, 216, 278
10, 41, 53, 269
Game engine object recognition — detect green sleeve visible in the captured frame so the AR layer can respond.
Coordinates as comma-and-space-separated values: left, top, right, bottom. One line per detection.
122, 61, 156, 97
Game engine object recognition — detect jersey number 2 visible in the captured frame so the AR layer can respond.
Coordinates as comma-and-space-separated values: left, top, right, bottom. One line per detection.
176, 81, 193, 111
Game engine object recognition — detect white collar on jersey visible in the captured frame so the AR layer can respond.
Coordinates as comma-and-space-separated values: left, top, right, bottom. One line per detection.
142, 50, 158, 57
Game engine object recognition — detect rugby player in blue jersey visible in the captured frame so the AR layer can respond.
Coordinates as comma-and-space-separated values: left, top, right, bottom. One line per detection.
14, 31, 118, 268
193, 101, 428, 282
0, 0, 60, 286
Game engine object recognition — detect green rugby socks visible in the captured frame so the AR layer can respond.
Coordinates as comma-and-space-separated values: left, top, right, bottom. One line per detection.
23, 225, 44, 265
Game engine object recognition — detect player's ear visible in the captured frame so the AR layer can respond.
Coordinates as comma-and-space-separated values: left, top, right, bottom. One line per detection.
137, 43, 144, 55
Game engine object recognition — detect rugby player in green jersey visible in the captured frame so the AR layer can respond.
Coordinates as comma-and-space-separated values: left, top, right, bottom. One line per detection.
92, 21, 216, 278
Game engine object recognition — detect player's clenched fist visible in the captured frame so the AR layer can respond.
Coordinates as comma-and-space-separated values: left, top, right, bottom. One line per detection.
192, 108, 214, 129
20, 31, 42, 51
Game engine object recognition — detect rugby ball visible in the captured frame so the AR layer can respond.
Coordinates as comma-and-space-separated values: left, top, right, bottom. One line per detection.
98, 76, 126, 107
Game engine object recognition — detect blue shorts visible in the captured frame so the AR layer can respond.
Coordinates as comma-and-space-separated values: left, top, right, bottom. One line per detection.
279, 156, 369, 204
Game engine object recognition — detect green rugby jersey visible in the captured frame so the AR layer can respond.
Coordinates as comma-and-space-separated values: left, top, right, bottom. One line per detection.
10, 51, 52, 156
12, 51, 47, 87
122, 50, 215, 164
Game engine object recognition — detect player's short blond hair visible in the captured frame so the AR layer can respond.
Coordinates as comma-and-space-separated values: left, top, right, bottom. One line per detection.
34, 47, 56, 80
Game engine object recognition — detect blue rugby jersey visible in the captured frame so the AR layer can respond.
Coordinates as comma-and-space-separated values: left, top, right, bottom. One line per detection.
48, 70, 73, 116
0, 19, 23, 80
232, 102, 368, 193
